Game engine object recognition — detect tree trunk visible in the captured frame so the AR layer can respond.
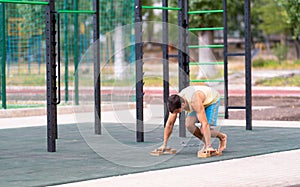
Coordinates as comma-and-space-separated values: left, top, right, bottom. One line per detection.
114, 24, 125, 80
197, 30, 217, 79
295, 38, 300, 60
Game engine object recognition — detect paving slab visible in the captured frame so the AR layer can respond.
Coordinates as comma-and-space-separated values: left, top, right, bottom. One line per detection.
52, 149, 300, 187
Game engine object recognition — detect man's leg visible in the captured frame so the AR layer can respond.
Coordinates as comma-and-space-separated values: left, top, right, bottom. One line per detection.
185, 114, 226, 151
185, 116, 205, 142
210, 128, 227, 152
205, 99, 227, 151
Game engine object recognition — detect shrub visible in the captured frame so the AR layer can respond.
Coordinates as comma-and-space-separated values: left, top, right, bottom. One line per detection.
252, 58, 280, 68
252, 58, 265, 67
295, 60, 300, 65
272, 43, 288, 63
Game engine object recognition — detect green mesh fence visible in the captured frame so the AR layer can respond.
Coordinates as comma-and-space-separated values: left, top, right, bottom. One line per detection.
0, 0, 134, 109
1, 2, 46, 109
5, 3, 45, 74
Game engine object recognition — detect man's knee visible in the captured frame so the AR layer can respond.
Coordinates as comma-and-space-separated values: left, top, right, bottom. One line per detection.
185, 123, 194, 130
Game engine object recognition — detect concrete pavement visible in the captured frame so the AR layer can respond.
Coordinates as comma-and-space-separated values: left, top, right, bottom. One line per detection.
52, 149, 300, 187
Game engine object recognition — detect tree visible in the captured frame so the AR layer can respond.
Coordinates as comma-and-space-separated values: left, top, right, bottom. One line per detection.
276, 0, 300, 59
142, 0, 155, 43
253, 0, 290, 45
169, 0, 244, 78
253, 0, 300, 59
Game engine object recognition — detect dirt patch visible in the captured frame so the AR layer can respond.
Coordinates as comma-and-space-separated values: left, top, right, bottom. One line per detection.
228, 96, 300, 121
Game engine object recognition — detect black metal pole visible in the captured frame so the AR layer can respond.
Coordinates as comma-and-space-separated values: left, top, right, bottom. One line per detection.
244, 0, 252, 130
93, 0, 101, 134
134, 0, 144, 142
223, 0, 229, 119
178, 0, 189, 137
162, 0, 169, 126
46, 0, 57, 152
183, 0, 189, 89
0, 3, 7, 109
74, 0, 79, 105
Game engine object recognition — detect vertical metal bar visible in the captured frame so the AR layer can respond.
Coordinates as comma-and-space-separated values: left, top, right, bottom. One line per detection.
130, 0, 135, 102
74, 0, 79, 105
134, 0, 144, 142
46, 0, 57, 152
162, 0, 169, 126
56, 13, 61, 105
184, 0, 189, 89
93, 0, 101, 134
178, 0, 189, 137
223, 0, 229, 119
0, 3, 7, 109
244, 0, 252, 130
63, 0, 69, 102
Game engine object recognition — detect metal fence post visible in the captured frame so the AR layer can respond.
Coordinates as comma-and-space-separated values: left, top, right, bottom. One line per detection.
93, 0, 101, 134
162, 0, 169, 126
244, 0, 252, 130
178, 0, 189, 137
134, 0, 144, 142
0, 3, 7, 109
46, 0, 57, 152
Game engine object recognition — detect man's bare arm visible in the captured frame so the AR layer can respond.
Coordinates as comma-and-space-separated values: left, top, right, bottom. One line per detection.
191, 91, 212, 146
163, 112, 177, 147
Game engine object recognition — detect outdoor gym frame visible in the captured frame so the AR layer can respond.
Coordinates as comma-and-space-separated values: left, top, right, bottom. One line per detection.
0, 0, 101, 152
47, 0, 100, 152
0, 0, 251, 152
134, 0, 252, 141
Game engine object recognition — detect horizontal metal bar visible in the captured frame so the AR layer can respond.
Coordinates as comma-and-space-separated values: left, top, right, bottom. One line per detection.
188, 9, 223, 14
189, 61, 224, 65
188, 27, 224, 31
228, 106, 246, 109
142, 6, 181, 11
190, 79, 224, 83
168, 54, 178, 58
226, 53, 245, 57
58, 10, 96, 14
0, 0, 48, 5
188, 44, 224, 49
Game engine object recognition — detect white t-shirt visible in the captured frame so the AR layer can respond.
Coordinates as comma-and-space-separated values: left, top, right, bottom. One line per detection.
178, 86, 220, 112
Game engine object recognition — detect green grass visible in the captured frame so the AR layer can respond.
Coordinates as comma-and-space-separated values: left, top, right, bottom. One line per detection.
252, 58, 300, 70
256, 75, 300, 86
6, 59, 299, 86
252, 59, 300, 86
7, 104, 45, 109
0, 103, 45, 109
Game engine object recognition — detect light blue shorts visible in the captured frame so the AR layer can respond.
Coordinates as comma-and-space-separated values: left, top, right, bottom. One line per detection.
187, 99, 220, 126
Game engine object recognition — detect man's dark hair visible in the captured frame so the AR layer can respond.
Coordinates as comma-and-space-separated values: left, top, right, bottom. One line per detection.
168, 95, 183, 113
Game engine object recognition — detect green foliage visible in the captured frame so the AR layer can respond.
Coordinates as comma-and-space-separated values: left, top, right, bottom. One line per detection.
170, 0, 226, 31
256, 75, 300, 86
252, 58, 279, 68
276, 0, 300, 38
252, 58, 265, 68
15, 4, 45, 37
225, 0, 244, 37
100, 0, 134, 34
253, 0, 290, 35
272, 43, 288, 63
252, 58, 300, 69
188, 0, 223, 28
